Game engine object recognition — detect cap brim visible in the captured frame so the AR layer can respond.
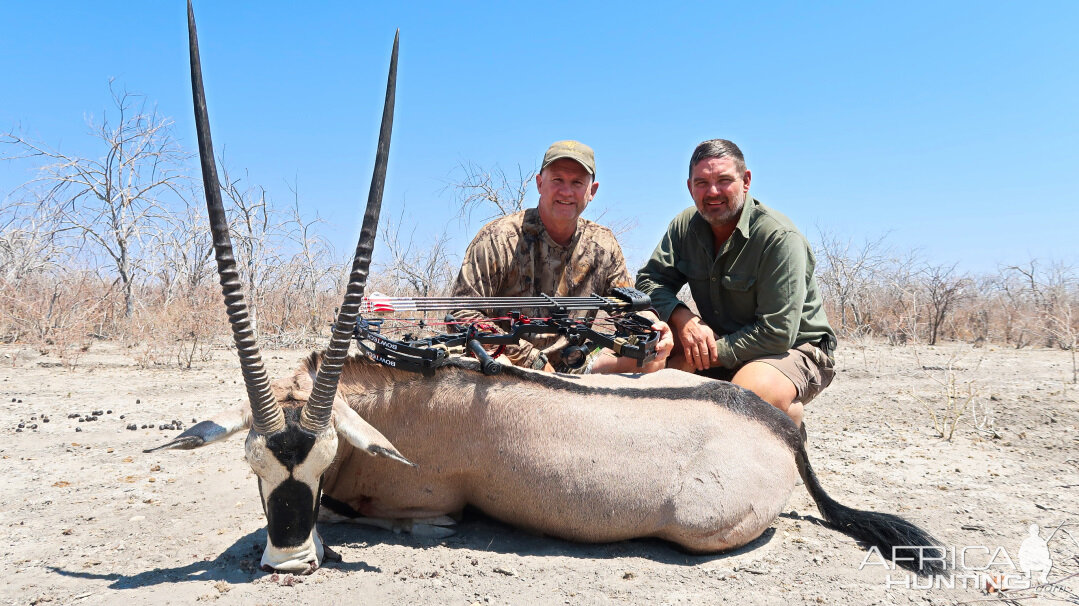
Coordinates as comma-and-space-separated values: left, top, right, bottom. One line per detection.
542, 154, 595, 175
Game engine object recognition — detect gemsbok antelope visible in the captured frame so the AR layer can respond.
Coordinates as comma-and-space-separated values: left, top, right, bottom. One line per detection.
149, 2, 946, 577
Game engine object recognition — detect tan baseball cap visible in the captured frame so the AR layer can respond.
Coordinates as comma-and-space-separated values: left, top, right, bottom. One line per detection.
541, 140, 596, 176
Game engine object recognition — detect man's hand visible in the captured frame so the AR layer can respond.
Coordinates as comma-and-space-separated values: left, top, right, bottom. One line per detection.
637, 311, 674, 373
669, 306, 718, 371
582, 312, 674, 375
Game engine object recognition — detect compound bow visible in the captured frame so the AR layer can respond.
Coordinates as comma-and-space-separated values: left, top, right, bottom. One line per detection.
352, 287, 660, 376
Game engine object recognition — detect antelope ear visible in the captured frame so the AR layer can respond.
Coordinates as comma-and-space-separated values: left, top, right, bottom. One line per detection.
332, 400, 415, 467
144, 406, 251, 452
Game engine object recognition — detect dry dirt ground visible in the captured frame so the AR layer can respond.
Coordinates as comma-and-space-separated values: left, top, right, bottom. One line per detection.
1, 341, 1077, 606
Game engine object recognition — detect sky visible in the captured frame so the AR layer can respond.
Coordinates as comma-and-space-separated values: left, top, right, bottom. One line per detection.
2, 1, 1077, 275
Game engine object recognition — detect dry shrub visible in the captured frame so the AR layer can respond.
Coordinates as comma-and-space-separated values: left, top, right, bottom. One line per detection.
0, 271, 111, 368
126, 286, 226, 369
814, 229, 1078, 355
257, 285, 336, 349
909, 346, 996, 441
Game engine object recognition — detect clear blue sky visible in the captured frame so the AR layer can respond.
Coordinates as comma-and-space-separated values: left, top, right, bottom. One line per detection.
2, 1, 1076, 274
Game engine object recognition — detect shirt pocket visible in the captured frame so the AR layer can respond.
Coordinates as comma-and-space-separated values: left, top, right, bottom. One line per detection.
720, 274, 757, 322
721, 274, 756, 291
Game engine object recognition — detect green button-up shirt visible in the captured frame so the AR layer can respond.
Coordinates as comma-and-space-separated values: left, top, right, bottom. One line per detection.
636, 196, 835, 368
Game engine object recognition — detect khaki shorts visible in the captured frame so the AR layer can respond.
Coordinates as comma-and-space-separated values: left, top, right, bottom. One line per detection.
697, 342, 836, 404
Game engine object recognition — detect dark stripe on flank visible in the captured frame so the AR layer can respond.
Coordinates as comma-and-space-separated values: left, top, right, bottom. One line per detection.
442, 357, 801, 450
321, 494, 364, 518
322, 352, 800, 450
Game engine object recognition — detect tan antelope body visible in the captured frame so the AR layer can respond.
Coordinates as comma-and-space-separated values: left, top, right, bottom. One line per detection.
303, 355, 799, 551
156, 3, 945, 578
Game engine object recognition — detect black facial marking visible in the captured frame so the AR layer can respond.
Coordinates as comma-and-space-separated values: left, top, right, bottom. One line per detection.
256, 409, 329, 551
266, 478, 317, 548
265, 408, 318, 471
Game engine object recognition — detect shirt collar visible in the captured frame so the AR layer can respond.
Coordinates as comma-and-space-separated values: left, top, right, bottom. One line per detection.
689, 194, 759, 250
733, 194, 758, 239
524, 207, 580, 248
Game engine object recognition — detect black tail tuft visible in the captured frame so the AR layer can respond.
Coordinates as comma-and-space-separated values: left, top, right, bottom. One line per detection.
796, 433, 947, 576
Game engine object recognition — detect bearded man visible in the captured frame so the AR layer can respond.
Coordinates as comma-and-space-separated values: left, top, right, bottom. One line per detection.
636, 139, 836, 426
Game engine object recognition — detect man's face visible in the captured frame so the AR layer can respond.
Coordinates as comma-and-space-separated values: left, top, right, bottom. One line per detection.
687, 156, 751, 227
536, 158, 598, 233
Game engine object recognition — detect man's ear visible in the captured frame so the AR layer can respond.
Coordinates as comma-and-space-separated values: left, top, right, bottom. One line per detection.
742, 169, 752, 192
535, 171, 544, 191
589, 180, 599, 198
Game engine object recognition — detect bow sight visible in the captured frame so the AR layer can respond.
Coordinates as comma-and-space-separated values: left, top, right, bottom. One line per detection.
352, 287, 659, 376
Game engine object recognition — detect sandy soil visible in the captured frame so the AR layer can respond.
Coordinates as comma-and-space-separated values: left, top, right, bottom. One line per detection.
1, 341, 1077, 606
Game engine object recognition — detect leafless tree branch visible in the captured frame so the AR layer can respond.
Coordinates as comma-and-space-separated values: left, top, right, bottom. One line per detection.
2, 81, 190, 317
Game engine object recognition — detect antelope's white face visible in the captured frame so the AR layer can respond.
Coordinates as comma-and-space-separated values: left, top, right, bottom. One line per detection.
148, 392, 412, 575
246, 407, 341, 573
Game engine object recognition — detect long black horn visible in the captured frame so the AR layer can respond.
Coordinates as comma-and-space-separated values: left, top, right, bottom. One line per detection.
302, 31, 398, 433
188, 1, 284, 435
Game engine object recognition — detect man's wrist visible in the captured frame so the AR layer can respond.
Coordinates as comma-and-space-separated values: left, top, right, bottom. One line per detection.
714, 337, 738, 369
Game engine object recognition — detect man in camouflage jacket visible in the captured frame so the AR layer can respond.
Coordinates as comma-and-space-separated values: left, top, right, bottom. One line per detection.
452, 140, 672, 373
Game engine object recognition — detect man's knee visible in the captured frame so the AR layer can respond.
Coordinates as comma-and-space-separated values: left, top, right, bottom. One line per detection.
784, 401, 804, 427
732, 362, 797, 410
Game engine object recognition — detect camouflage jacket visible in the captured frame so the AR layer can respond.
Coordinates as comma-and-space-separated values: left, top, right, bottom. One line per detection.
451, 208, 632, 370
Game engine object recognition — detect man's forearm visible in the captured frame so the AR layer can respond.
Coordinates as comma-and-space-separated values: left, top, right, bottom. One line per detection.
708, 319, 802, 369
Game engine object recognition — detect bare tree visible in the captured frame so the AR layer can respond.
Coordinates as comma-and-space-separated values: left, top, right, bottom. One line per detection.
2, 83, 189, 317
376, 208, 456, 298
814, 230, 891, 336
920, 262, 969, 346
450, 161, 535, 227
149, 188, 215, 307
590, 209, 638, 240
910, 347, 985, 441
1005, 260, 1078, 382
0, 267, 113, 363
219, 162, 282, 337
961, 274, 998, 346
218, 169, 339, 344
1048, 297, 1078, 384
995, 269, 1038, 349
271, 180, 337, 340
0, 195, 71, 285
878, 249, 923, 344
